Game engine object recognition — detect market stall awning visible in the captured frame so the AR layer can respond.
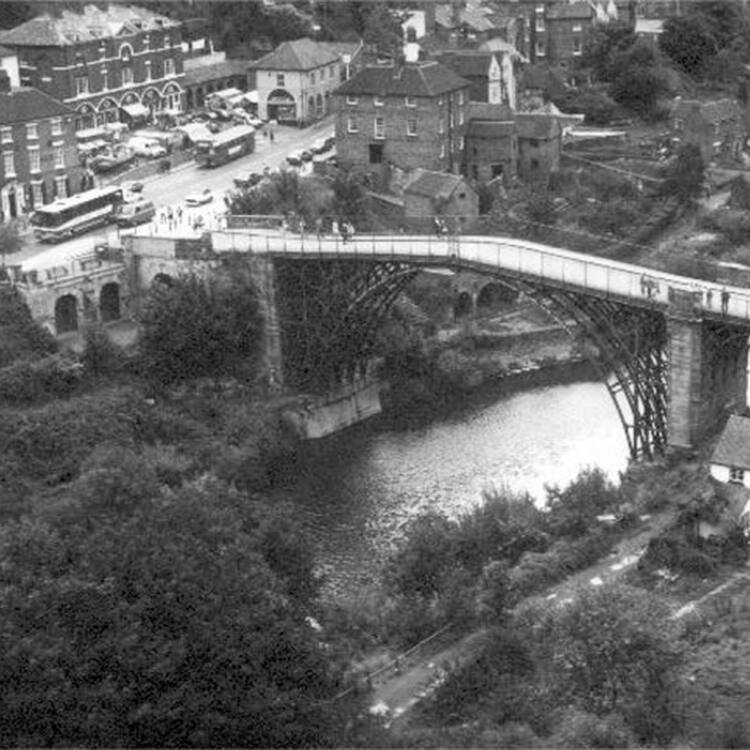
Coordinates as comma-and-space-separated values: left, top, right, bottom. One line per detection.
120, 103, 149, 118
76, 127, 107, 141
211, 87, 244, 101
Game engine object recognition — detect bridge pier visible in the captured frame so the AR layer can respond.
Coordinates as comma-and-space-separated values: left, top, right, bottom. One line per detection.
667, 291, 748, 451
248, 255, 284, 391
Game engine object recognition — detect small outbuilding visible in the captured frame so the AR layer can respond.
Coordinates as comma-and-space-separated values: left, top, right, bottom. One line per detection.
403, 169, 479, 231
710, 415, 750, 489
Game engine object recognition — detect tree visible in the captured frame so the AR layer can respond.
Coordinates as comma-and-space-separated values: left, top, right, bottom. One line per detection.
609, 40, 668, 117
0, 220, 23, 271
361, 4, 403, 59
536, 584, 682, 743
331, 172, 367, 224
659, 13, 718, 75
661, 143, 705, 204
579, 22, 637, 81
138, 268, 262, 384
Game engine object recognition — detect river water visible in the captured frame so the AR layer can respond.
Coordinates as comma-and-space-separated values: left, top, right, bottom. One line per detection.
277, 376, 629, 599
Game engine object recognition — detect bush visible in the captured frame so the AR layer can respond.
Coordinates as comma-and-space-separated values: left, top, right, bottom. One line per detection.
550, 708, 635, 748
81, 323, 123, 377
0, 353, 84, 404
0, 286, 57, 367
639, 532, 718, 577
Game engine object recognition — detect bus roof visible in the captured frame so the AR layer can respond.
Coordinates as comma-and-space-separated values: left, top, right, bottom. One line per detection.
33, 185, 123, 214
196, 124, 255, 146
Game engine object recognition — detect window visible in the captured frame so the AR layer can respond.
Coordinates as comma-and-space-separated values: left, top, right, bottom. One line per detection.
99, 44, 106, 59
439, 143, 445, 159
674, 118, 683, 131
405, 96, 416, 107
101, 67, 108, 89
29, 146, 40, 172
573, 23, 582, 32
374, 116, 385, 139
437, 96, 444, 106
573, 37, 582, 55
0, 127, 11, 144
458, 91, 464, 106
145, 60, 151, 80
54, 144, 65, 168
3, 151, 15, 176
164, 58, 175, 76
120, 44, 132, 62
449, 111, 454, 128
122, 66, 133, 85
26, 122, 38, 140
276, 73, 285, 87
347, 115, 359, 133
374, 96, 384, 107
730, 467, 745, 484
535, 40, 545, 57
346, 95, 358, 105
311, 71, 316, 84
31, 181, 43, 207
438, 118, 445, 135
75, 75, 89, 95
407, 117, 417, 136
459, 109, 464, 125
458, 136, 464, 150
51, 118, 62, 136
531, 157, 540, 170
536, 16, 545, 32
143, 33, 150, 51
55, 175, 68, 198
369, 143, 383, 164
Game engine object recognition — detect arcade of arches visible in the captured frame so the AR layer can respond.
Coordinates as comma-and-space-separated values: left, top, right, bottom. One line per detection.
53, 283, 122, 335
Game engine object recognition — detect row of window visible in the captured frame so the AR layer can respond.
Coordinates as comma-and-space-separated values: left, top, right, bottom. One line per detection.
270, 65, 337, 88
345, 92, 465, 108
534, 36, 582, 57
2, 144, 66, 176
73, 58, 175, 96
347, 110, 464, 136
30, 175, 69, 206
1, 118, 64, 144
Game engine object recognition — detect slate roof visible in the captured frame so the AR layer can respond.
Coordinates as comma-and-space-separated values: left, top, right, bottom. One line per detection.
546, 2, 594, 20
712, 415, 750, 470
435, 51, 495, 79
249, 38, 341, 71
335, 61, 468, 98
515, 113, 561, 140
0, 4, 178, 47
0, 86, 72, 125
467, 120, 515, 137
670, 98, 743, 124
184, 59, 249, 87
405, 169, 468, 200
468, 102, 514, 122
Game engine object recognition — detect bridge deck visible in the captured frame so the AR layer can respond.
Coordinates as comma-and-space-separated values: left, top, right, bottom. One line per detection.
212, 230, 750, 326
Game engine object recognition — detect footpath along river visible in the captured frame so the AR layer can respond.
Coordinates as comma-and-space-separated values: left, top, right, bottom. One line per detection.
275, 375, 629, 599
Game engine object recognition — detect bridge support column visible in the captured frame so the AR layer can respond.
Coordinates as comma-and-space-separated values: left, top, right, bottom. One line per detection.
248, 255, 284, 391
667, 292, 748, 450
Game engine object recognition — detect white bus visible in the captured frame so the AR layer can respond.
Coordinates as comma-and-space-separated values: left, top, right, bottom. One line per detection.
31, 185, 125, 242
195, 124, 255, 167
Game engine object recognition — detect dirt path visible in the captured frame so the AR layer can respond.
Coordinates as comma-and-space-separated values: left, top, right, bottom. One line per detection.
367, 506, 677, 727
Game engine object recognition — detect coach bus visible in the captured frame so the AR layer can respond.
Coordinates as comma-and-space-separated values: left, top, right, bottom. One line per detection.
31, 185, 125, 242
194, 124, 255, 167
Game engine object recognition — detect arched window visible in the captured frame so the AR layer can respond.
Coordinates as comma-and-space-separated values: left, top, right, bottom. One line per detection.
119, 43, 133, 61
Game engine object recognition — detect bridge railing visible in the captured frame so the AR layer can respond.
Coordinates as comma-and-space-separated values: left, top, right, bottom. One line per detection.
210, 229, 750, 324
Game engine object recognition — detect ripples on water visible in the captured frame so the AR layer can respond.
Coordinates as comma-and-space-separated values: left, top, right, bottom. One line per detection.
275, 380, 629, 599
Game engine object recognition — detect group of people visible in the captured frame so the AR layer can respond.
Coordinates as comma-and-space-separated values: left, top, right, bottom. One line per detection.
281, 215, 356, 242
433, 216, 450, 237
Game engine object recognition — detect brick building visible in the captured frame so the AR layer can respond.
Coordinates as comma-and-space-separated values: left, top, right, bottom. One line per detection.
539, 2, 594, 65
0, 78, 85, 222
251, 38, 362, 124
0, 4, 185, 131
435, 49, 517, 108
334, 61, 470, 180
464, 103, 517, 183
670, 98, 745, 165
516, 112, 561, 180
404, 168, 479, 228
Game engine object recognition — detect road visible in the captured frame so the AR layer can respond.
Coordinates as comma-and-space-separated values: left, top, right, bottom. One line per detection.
16, 116, 334, 271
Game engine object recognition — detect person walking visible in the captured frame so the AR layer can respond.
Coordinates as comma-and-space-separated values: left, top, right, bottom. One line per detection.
722, 288, 730, 314
315, 217, 323, 239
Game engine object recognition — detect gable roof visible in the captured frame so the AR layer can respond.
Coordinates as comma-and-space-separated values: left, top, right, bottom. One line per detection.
515, 113, 562, 140
0, 4, 178, 47
404, 169, 470, 200
0, 86, 72, 126
712, 415, 750, 470
435, 51, 496, 79
546, 2, 594, 20
468, 101, 514, 122
335, 61, 468, 98
184, 59, 250, 87
670, 97, 742, 124
250, 38, 341, 71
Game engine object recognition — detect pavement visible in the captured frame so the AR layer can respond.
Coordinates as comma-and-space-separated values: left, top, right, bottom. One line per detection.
15, 117, 334, 272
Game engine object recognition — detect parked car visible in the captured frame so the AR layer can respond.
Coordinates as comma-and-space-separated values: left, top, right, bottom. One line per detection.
233, 172, 264, 189
248, 115, 264, 128
130, 138, 167, 158
286, 149, 304, 166
124, 180, 144, 193
185, 188, 213, 206
300, 149, 313, 162
115, 199, 156, 227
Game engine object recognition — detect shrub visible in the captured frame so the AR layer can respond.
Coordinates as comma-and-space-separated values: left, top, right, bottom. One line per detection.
81, 323, 123, 377
0, 353, 84, 404
0, 286, 57, 367
550, 708, 635, 748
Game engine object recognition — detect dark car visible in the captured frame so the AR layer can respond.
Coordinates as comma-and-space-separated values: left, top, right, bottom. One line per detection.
300, 150, 313, 162
233, 172, 264, 189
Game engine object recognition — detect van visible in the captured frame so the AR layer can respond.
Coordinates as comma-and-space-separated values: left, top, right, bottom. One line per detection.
115, 199, 156, 227
130, 137, 167, 158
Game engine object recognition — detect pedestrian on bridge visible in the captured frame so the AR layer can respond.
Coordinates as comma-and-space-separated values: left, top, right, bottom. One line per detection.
315, 217, 323, 238
722, 288, 730, 314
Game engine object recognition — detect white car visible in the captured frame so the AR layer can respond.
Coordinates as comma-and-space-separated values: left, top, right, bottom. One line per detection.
130, 140, 167, 158
185, 188, 213, 206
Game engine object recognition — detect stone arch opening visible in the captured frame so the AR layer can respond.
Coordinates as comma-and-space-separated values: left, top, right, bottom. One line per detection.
476, 281, 519, 311
55, 295, 78, 334
100, 282, 121, 322
267, 89, 295, 122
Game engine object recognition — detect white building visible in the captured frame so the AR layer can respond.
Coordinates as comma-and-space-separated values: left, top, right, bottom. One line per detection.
710, 414, 750, 490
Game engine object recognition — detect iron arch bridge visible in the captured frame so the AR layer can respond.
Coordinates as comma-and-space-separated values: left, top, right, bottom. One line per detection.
212, 230, 750, 459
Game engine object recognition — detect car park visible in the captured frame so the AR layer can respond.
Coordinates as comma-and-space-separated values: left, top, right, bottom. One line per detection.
185, 188, 213, 206
115, 199, 156, 227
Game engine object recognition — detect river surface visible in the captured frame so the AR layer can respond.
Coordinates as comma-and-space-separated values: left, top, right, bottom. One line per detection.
276, 377, 629, 599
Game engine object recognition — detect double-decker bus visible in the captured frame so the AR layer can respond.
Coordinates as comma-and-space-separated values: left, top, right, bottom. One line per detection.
195, 124, 255, 167
31, 185, 125, 242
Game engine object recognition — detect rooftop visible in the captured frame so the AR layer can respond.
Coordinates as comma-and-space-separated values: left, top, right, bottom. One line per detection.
184, 59, 249, 87
468, 101, 514, 122
467, 120, 515, 138
515, 112, 562, 140
405, 169, 469, 200
335, 60, 469, 98
0, 86, 72, 126
435, 50, 497, 78
249, 37, 358, 71
546, 2, 594, 20
712, 415, 750, 471
0, 4, 178, 47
